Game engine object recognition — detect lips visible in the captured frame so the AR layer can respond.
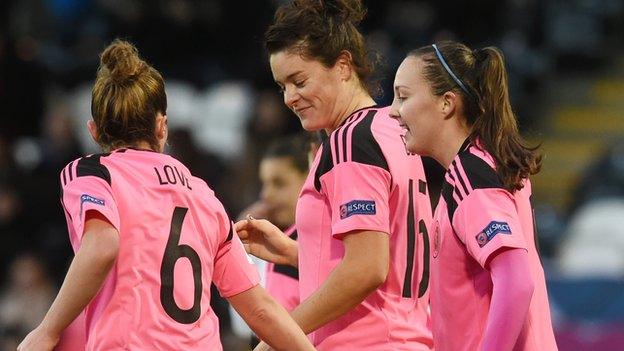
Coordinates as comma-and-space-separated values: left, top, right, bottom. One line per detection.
294, 106, 311, 115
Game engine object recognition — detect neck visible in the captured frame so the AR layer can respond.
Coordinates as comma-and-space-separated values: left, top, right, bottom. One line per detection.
431, 124, 471, 169
325, 87, 375, 134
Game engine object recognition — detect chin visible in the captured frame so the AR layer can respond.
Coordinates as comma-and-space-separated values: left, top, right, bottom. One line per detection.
299, 118, 322, 132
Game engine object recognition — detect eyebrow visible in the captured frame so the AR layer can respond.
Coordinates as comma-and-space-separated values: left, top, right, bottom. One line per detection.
275, 70, 304, 85
394, 85, 410, 92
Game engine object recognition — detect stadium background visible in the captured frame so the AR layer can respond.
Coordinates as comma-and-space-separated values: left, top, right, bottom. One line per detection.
0, 0, 623, 349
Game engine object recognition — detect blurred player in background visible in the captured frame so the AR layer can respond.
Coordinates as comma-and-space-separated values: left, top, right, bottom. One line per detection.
236, 0, 434, 350
17, 39, 314, 351
390, 40, 558, 350
240, 133, 314, 347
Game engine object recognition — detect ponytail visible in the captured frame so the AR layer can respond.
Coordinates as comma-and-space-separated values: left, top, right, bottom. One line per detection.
471, 47, 541, 192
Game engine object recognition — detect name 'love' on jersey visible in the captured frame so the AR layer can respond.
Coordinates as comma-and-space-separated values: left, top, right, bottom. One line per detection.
59, 148, 259, 350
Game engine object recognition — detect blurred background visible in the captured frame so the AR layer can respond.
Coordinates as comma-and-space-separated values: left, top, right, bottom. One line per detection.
0, 0, 623, 350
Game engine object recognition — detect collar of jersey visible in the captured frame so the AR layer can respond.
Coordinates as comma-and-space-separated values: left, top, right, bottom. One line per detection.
336, 104, 378, 129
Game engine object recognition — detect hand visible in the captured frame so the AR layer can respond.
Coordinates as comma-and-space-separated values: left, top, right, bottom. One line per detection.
17, 326, 60, 351
253, 340, 274, 351
235, 217, 298, 266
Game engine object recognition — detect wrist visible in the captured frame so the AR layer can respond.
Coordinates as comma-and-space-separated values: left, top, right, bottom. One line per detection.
287, 239, 299, 268
38, 319, 62, 339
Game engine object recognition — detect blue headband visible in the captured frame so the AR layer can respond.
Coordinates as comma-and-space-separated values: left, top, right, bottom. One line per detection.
432, 44, 474, 99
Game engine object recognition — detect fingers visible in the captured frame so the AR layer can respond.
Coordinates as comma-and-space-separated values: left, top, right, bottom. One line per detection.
242, 242, 251, 254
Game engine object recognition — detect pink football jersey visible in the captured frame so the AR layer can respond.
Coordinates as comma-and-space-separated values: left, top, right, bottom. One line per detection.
430, 140, 558, 351
264, 225, 299, 311
59, 148, 259, 350
296, 106, 434, 350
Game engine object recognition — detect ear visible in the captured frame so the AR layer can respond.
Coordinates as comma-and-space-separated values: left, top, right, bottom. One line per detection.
155, 113, 168, 145
87, 119, 99, 144
440, 91, 458, 119
335, 51, 354, 81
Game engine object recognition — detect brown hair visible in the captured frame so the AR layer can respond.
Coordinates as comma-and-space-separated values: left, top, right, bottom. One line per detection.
265, 0, 379, 95
91, 39, 167, 151
409, 41, 541, 192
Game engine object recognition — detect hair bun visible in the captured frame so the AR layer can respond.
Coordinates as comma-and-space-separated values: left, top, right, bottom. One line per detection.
315, 0, 365, 26
99, 39, 147, 84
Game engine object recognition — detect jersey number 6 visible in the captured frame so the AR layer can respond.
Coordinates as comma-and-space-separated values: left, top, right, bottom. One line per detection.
160, 206, 203, 324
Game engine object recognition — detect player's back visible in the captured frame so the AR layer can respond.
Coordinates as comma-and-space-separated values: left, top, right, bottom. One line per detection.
61, 148, 239, 350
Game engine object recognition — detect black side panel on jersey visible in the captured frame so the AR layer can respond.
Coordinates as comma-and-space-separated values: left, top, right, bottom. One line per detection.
440, 180, 458, 221
273, 230, 299, 279
350, 110, 389, 172
314, 138, 335, 192
458, 151, 503, 190
226, 221, 234, 242
76, 153, 112, 186
273, 263, 299, 280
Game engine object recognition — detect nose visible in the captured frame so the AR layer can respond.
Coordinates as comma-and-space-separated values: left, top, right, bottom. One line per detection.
283, 85, 299, 109
388, 99, 400, 120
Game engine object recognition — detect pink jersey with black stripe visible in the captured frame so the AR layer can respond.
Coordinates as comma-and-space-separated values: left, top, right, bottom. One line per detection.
430, 140, 557, 351
296, 106, 434, 350
264, 225, 299, 311
59, 148, 259, 350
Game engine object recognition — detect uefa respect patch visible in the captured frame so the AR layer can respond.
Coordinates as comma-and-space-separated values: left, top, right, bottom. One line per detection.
340, 200, 376, 219
81, 194, 105, 206
475, 221, 511, 248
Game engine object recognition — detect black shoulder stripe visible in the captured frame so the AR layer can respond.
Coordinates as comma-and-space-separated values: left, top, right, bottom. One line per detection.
441, 180, 458, 221
314, 139, 334, 192
226, 221, 234, 242
332, 129, 340, 166
451, 160, 470, 195
341, 112, 362, 163
76, 153, 112, 186
458, 152, 503, 189
68, 161, 74, 182
273, 263, 299, 280
350, 109, 389, 171
62, 166, 67, 186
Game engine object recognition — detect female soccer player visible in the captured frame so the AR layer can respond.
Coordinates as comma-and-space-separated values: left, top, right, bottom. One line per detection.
389, 41, 558, 350
257, 135, 311, 311
17, 39, 314, 351
236, 1, 434, 350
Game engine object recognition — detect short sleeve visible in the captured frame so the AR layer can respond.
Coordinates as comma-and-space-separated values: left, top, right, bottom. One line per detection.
62, 175, 120, 241
322, 162, 391, 239
453, 188, 527, 267
212, 221, 260, 298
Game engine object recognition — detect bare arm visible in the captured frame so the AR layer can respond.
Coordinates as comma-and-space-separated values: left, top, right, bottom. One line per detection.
228, 285, 315, 351
290, 230, 389, 334
18, 212, 119, 351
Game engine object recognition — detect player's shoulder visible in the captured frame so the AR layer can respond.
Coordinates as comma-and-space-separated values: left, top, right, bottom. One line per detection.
440, 141, 504, 221
60, 152, 112, 189
314, 106, 390, 190
455, 144, 503, 191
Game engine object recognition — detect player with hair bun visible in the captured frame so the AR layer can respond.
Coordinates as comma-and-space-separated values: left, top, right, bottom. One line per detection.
18, 39, 314, 351
236, 1, 434, 350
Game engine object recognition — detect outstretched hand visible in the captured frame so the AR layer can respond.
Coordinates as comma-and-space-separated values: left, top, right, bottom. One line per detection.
235, 216, 298, 267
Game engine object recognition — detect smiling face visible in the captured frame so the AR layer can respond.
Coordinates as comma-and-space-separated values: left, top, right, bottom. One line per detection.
389, 56, 443, 156
269, 50, 345, 131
